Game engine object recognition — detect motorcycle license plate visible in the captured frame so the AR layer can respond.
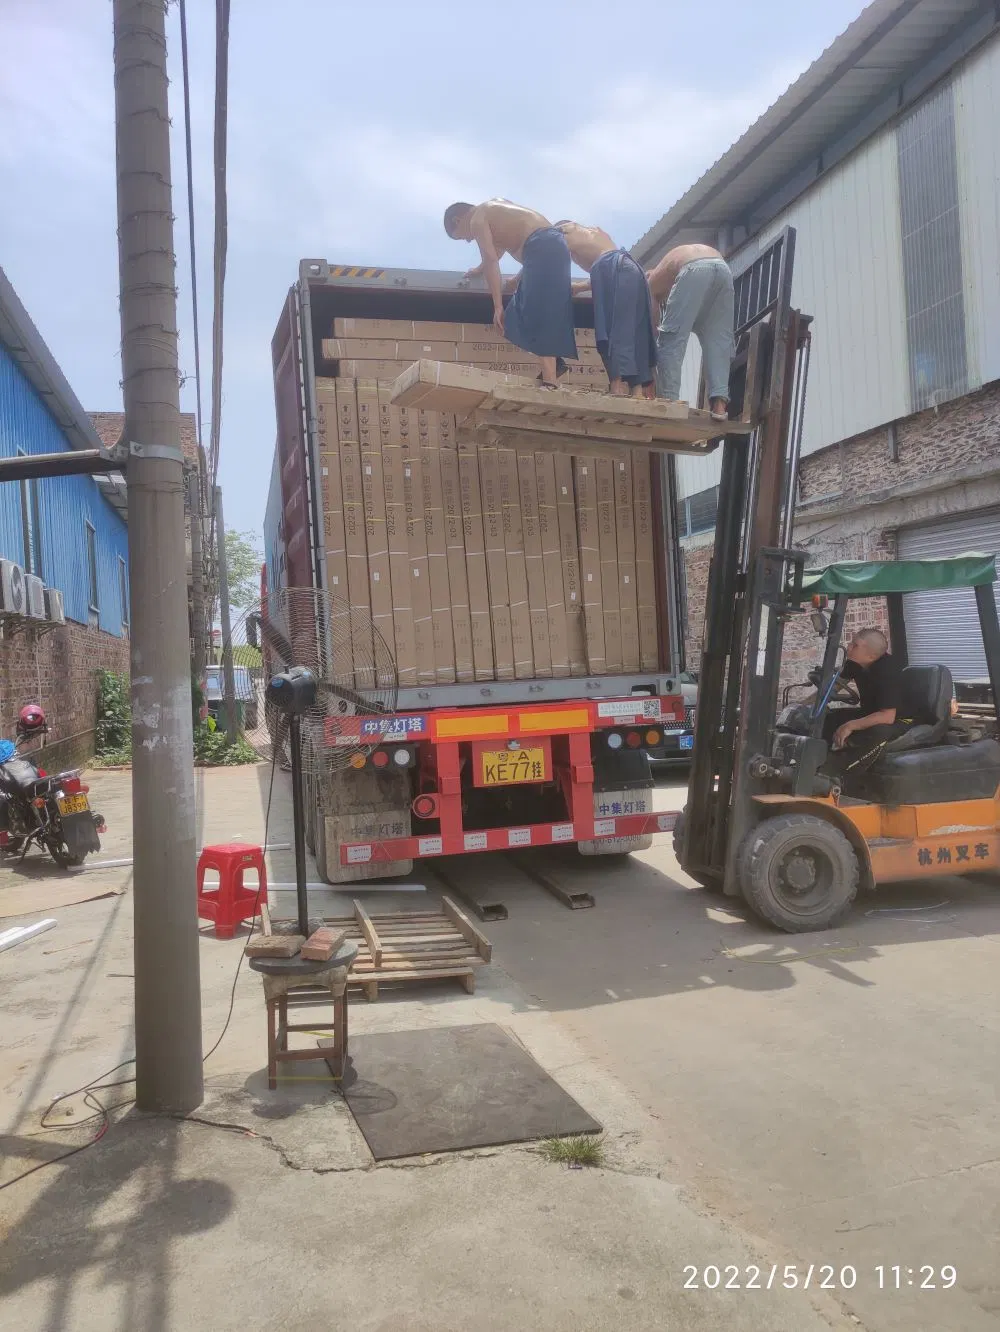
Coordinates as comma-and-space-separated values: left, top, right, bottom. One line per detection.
57, 794, 90, 816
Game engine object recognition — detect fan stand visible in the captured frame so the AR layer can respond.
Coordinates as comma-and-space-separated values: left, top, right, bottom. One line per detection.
287, 712, 310, 938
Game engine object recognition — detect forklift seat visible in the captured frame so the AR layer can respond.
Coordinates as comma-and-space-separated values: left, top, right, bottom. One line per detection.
848, 664, 1000, 805
880, 664, 953, 754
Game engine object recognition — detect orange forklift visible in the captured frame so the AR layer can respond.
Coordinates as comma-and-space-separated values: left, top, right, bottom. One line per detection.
678, 550, 1000, 932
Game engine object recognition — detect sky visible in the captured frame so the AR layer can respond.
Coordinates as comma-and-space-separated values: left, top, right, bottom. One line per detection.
0, 0, 870, 539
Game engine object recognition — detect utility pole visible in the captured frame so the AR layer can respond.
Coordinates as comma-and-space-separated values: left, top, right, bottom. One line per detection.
215, 484, 238, 738
113, 0, 203, 1112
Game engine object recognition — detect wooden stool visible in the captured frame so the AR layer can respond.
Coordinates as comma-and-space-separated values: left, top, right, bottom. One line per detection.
248, 941, 359, 1089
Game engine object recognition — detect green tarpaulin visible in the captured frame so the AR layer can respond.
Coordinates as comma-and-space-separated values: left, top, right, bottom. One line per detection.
802, 553, 998, 598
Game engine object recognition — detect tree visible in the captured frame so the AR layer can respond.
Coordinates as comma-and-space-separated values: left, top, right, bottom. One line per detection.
225, 529, 263, 609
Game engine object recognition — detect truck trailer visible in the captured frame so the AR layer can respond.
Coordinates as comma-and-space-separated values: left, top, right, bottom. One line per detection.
264, 253, 777, 884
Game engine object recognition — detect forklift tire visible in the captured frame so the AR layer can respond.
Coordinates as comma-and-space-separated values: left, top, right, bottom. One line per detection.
738, 813, 859, 933
672, 809, 724, 892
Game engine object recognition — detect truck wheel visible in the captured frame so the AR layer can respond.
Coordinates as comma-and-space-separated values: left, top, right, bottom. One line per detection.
738, 814, 859, 932
672, 808, 724, 892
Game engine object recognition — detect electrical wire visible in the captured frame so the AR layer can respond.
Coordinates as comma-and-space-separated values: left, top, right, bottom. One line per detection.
207, 0, 230, 516
178, 0, 205, 457
1, 748, 279, 1192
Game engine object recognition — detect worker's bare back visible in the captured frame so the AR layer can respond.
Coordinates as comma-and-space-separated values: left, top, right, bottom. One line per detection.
472, 199, 552, 262
647, 243, 724, 302
556, 221, 617, 272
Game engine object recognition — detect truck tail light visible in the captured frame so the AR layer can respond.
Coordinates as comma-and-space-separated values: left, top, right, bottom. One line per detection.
412, 793, 438, 819
645, 729, 662, 746
625, 731, 641, 748
372, 750, 389, 768
606, 732, 623, 750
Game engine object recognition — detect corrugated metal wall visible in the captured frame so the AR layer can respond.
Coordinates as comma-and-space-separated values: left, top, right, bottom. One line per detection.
955, 35, 1000, 389
0, 344, 129, 634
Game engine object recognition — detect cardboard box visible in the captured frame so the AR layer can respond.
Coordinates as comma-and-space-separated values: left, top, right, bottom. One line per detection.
614, 456, 641, 672
333, 359, 415, 381
596, 459, 622, 674
323, 338, 461, 364
456, 342, 541, 368
535, 452, 570, 677
399, 406, 435, 684
334, 317, 462, 341
458, 443, 496, 680
477, 443, 514, 680
377, 384, 418, 686
439, 439, 475, 682
356, 380, 396, 672
497, 445, 534, 678
553, 453, 588, 676
516, 448, 551, 678
632, 455, 660, 670
573, 457, 606, 674
417, 410, 457, 683
334, 380, 375, 687
392, 360, 535, 413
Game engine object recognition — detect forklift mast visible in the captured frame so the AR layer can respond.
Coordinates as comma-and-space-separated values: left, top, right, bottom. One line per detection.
681, 227, 813, 889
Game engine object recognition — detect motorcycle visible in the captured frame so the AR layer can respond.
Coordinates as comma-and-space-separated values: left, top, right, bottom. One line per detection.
0, 705, 106, 869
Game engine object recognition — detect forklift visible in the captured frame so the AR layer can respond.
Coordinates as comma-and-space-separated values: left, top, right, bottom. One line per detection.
674, 227, 1000, 931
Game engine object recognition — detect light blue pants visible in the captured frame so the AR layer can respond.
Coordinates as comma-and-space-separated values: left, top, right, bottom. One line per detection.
655, 257, 735, 402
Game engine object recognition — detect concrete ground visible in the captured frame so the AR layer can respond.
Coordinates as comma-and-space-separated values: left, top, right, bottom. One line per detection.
2, 764, 998, 1330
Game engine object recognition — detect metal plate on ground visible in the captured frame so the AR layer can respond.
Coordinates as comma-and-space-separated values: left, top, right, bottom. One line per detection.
339, 1023, 601, 1160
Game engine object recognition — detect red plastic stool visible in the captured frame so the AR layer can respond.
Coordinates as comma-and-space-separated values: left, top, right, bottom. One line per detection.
197, 843, 266, 939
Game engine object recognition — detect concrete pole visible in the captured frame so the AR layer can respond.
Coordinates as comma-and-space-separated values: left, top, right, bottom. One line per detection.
214, 485, 238, 738
113, 0, 203, 1112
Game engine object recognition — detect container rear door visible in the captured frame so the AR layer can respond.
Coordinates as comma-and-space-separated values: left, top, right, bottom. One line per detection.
271, 287, 317, 594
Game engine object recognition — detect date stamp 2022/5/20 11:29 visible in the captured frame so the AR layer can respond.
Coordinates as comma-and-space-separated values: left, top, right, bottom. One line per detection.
681, 1264, 958, 1292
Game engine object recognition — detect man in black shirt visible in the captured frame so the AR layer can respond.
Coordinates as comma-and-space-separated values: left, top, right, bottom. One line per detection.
823, 628, 902, 750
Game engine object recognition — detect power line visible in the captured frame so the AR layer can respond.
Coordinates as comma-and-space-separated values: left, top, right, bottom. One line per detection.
208, 0, 231, 552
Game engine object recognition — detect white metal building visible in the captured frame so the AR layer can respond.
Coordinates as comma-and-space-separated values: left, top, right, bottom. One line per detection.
633, 0, 1000, 681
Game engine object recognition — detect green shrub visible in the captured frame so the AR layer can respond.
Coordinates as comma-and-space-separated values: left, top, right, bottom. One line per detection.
193, 724, 259, 767
95, 670, 131, 760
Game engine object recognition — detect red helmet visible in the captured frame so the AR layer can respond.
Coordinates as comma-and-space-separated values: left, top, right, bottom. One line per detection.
17, 704, 46, 736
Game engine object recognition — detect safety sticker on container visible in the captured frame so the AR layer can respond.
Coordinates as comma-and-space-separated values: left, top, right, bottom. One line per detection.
418, 836, 443, 856
597, 699, 662, 720
593, 819, 616, 836
551, 823, 575, 842
346, 844, 373, 863
464, 831, 488, 851
507, 827, 532, 847
657, 814, 674, 831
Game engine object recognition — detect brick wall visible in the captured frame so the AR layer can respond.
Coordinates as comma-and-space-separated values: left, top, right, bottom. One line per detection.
680, 380, 1000, 696
0, 622, 129, 769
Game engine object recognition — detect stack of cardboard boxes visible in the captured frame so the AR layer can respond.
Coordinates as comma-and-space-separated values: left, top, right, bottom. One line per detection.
316, 318, 661, 688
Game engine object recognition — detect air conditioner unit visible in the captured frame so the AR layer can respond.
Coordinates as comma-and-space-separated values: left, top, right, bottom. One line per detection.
44, 587, 66, 625
25, 575, 46, 620
0, 560, 26, 616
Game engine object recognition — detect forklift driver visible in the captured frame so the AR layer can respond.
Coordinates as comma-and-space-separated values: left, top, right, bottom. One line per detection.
824, 628, 902, 751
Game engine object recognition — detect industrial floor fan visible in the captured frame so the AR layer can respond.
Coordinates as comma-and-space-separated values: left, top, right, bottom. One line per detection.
225, 588, 397, 935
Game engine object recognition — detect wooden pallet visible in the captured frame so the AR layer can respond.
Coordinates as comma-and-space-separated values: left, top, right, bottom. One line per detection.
309, 896, 492, 1001
391, 360, 752, 453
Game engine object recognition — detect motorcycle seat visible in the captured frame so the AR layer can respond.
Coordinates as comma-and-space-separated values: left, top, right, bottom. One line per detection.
0, 758, 45, 793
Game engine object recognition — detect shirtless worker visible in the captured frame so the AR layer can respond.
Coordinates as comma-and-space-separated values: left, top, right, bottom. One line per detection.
646, 243, 735, 422
443, 199, 577, 388
556, 221, 657, 398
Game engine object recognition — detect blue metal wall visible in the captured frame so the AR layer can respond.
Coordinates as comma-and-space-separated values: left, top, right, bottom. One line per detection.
0, 343, 129, 634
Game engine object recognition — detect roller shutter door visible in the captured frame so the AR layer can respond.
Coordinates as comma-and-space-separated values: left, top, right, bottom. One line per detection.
897, 510, 1000, 679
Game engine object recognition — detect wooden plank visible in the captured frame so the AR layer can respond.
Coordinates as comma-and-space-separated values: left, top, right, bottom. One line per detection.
475, 408, 653, 445
392, 360, 530, 412
442, 895, 493, 961
352, 900, 382, 968
260, 902, 272, 936
300, 926, 348, 961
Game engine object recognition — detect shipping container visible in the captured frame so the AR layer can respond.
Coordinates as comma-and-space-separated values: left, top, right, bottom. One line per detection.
267, 261, 690, 882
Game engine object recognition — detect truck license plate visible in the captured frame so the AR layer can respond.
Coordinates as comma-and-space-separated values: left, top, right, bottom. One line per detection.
480, 747, 546, 786
57, 794, 90, 816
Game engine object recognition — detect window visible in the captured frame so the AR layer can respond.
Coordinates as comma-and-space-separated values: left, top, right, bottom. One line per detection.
86, 521, 99, 613
676, 485, 720, 538
17, 450, 43, 577
896, 83, 967, 411
118, 556, 129, 629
